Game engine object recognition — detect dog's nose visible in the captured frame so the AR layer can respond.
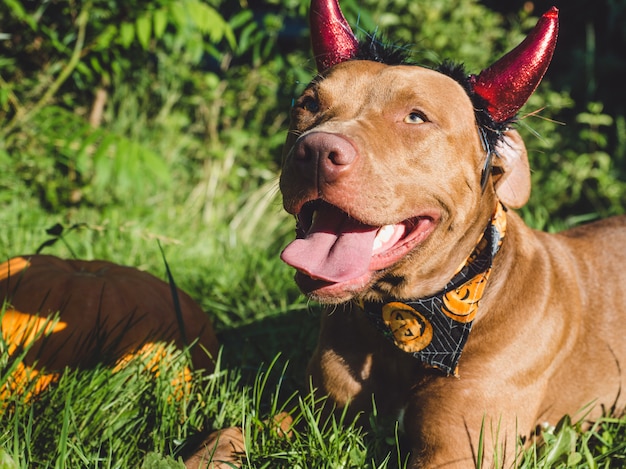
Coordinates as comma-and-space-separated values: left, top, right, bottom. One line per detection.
292, 132, 358, 183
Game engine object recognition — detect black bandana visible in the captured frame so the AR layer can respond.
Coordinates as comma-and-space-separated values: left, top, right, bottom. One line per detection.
358, 203, 506, 376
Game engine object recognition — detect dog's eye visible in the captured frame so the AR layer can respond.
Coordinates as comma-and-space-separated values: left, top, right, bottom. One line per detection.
404, 112, 426, 124
298, 96, 320, 113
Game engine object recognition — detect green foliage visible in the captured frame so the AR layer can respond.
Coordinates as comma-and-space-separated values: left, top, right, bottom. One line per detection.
2, 105, 171, 209
519, 94, 626, 231
340, 0, 518, 69
516, 413, 626, 468
0, 0, 234, 94
0, 0, 311, 215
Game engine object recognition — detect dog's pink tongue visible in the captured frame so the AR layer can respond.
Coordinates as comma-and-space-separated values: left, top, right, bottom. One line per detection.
281, 205, 378, 283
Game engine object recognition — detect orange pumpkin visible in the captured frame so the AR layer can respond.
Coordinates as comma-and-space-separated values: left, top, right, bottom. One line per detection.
0, 254, 219, 397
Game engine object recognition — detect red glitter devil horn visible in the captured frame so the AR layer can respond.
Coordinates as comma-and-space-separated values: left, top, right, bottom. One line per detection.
470, 7, 559, 123
310, 0, 359, 71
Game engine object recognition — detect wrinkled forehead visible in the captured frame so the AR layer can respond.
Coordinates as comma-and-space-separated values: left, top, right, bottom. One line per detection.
309, 60, 477, 124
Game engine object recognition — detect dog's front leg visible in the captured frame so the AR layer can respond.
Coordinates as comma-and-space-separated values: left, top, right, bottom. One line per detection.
403, 373, 544, 469
309, 305, 537, 468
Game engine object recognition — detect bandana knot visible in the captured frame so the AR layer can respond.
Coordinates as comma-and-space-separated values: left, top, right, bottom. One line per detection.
358, 203, 506, 376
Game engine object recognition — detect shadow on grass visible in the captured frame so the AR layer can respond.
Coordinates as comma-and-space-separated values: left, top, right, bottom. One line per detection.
176, 306, 324, 462
181, 306, 412, 468
217, 306, 322, 395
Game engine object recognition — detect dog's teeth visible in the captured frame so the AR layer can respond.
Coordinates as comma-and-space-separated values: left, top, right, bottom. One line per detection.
373, 225, 395, 251
378, 225, 395, 242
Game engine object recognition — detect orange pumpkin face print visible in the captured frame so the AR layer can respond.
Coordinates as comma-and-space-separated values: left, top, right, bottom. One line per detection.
382, 302, 433, 353
442, 270, 490, 323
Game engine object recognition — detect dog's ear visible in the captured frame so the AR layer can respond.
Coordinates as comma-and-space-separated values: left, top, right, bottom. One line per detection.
492, 129, 531, 209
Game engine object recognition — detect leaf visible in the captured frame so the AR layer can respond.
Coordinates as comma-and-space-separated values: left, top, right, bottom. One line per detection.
0, 448, 19, 469
75, 128, 103, 176
237, 21, 258, 55
153, 8, 168, 39
140, 148, 171, 184
186, 1, 232, 44
119, 22, 135, 49
0, 88, 9, 111
45, 223, 64, 237
223, 26, 237, 50
92, 24, 118, 51
113, 138, 134, 192
567, 451, 583, 466
141, 452, 185, 468
229, 9, 254, 30
92, 136, 115, 191
542, 415, 578, 466
168, 3, 187, 31
4, 0, 37, 31
136, 14, 152, 50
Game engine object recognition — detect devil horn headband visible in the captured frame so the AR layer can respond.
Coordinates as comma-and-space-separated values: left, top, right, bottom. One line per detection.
309, 0, 559, 124
310, 0, 359, 71
470, 7, 559, 122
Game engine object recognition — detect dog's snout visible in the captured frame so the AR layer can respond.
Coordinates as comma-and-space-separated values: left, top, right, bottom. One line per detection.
293, 132, 358, 183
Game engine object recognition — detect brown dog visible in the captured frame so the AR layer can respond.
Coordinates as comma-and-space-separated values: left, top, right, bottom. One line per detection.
278, 1, 626, 467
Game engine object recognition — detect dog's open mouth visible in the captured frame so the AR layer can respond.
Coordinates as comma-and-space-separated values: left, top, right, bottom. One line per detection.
280, 200, 438, 295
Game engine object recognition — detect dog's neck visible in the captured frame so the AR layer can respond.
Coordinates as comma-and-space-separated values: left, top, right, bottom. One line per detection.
357, 202, 507, 376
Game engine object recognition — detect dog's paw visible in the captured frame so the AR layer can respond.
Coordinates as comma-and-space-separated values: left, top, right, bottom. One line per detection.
184, 427, 245, 469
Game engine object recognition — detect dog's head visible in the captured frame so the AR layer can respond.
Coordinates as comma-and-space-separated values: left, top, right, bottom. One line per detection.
279, 0, 558, 303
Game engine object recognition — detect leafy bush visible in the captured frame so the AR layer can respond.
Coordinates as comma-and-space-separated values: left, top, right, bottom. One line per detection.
3, 0, 624, 225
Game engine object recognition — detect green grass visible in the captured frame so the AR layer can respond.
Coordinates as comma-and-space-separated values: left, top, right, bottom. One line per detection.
3, 174, 626, 468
